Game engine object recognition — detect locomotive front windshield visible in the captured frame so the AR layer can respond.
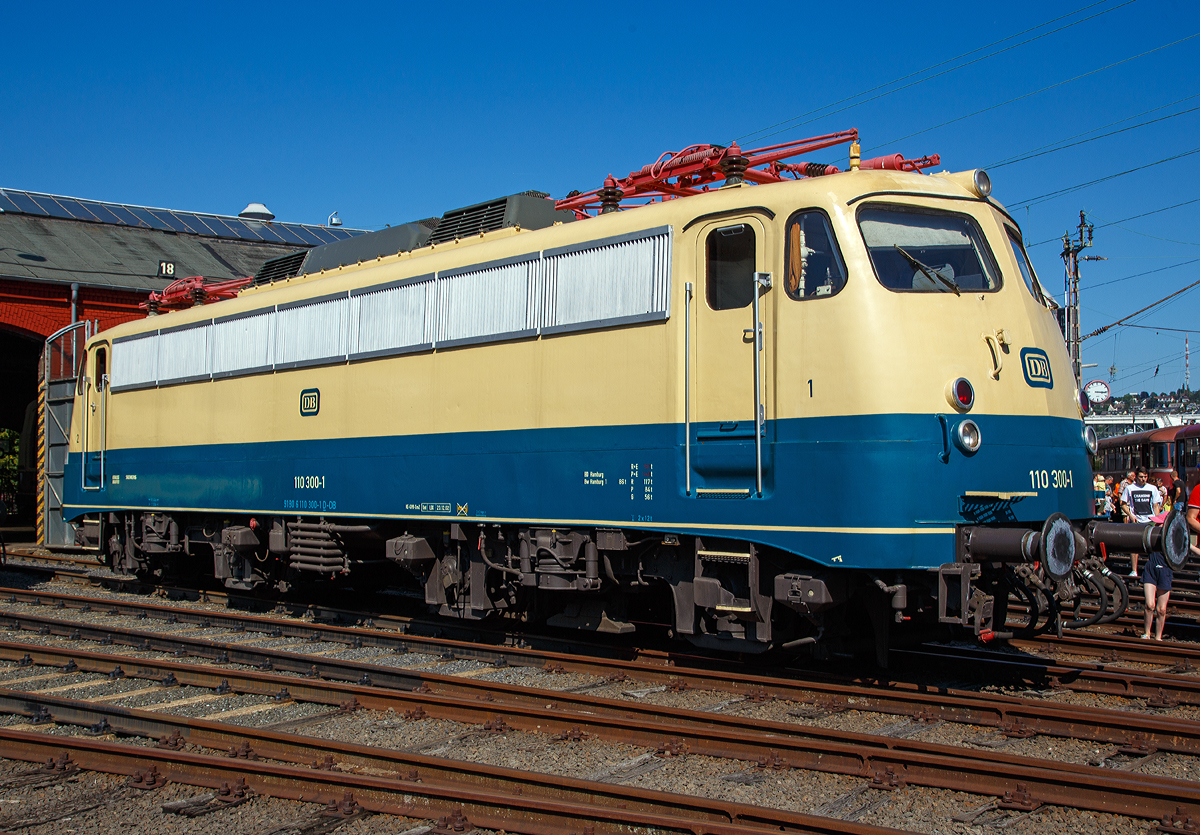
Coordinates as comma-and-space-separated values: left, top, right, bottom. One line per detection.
859, 206, 1000, 294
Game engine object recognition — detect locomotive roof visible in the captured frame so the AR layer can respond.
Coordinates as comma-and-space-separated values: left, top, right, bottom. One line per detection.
86, 168, 999, 345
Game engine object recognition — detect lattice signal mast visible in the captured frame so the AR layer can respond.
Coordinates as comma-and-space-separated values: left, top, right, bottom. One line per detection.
555, 130, 940, 217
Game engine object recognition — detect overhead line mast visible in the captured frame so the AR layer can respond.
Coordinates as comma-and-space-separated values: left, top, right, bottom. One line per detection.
1061, 210, 1106, 386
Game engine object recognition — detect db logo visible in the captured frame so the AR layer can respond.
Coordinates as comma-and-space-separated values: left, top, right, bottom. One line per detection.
1020, 348, 1053, 389
300, 388, 320, 416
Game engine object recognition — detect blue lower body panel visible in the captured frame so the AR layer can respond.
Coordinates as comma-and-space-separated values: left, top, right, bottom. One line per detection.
65, 413, 1093, 571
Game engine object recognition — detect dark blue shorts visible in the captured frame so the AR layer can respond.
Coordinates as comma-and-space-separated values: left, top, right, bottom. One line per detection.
1142, 552, 1173, 592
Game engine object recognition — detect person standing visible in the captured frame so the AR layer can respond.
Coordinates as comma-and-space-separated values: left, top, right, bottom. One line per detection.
1141, 546, 1173, 640
1190, 479, 1200, 562
1141, 476, 1200, 641
1122, 468, 1163, 577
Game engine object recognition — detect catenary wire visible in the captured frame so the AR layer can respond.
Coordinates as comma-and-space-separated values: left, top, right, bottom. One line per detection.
1028, 198, 1200, 247
875, 34, 1198, 152
986, 104, 1200, 169
1010, 145, 1200, 209
1085, 257, 1200, 289
987, 93, 1200, 167
733, 0, 1137, 145
1082, 209, 1200, 247
1083, 278, 1200, 339
1115, 323, 1200, 334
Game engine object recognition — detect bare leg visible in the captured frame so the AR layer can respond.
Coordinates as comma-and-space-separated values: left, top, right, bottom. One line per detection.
1143, 583, 1157, 639
1130, 554, 1139, 575
1154, 590, 1170, 641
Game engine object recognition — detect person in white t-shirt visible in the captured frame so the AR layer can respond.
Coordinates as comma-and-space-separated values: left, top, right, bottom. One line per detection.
1121, 468, 1163, 577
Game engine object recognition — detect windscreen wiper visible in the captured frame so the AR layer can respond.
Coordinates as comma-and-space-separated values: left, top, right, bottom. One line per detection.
894, 245, 960, 296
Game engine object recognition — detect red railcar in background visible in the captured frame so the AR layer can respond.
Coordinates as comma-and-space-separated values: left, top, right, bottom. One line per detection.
1093, 426, 1192, 489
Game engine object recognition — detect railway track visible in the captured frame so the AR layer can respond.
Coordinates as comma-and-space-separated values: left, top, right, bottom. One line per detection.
2, 555, 1199, 831
0, 587, 1196, 823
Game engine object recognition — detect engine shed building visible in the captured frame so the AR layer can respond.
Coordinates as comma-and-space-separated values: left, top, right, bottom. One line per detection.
0, 187, 362, 527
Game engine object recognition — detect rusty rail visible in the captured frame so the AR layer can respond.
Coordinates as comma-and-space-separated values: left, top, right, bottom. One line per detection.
0, 637, 1198, 819
0, 726, 897, 835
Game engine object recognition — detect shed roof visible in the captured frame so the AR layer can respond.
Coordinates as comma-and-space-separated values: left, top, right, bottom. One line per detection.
0, 188, 365, 293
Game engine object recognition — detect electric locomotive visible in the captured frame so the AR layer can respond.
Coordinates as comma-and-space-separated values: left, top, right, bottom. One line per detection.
61, 130, 1190, 658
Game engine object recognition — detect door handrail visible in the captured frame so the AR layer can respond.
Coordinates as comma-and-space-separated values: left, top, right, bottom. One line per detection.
752, 272, 771, 497
685, 282, 693, 496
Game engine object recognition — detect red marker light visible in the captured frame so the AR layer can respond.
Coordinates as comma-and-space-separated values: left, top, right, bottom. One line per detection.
947, 377, 974, 411
956, 379, 973, 407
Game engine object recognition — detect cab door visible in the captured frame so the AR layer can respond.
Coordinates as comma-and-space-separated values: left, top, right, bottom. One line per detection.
688, 216, 774, 498
82, 342, 109, 491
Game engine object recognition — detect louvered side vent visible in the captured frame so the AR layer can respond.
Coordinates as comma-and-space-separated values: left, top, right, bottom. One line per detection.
429, 199, 509, 244
253, 251, 307, 285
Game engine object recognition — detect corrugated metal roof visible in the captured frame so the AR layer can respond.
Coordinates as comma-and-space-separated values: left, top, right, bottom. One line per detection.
0, 212, 307, 292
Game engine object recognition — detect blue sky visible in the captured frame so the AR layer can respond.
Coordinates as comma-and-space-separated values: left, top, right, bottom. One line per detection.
5, 0, 1197, 396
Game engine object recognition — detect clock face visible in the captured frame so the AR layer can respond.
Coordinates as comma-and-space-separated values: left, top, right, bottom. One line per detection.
1084, 379, 1111, 404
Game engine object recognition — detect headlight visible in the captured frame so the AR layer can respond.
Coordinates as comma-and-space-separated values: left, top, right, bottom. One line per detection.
955, 419, 982, 454
973, 169, 992, 198
946, 377, 974, 412
1084, 425, 1098, 455
1078, 390, 1091, 416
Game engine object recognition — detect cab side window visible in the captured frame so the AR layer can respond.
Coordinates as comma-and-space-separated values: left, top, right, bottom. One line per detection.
786, 210, 846, 300
1006, 228, 1045, 303
706, 224, 756, 310
94, 347, 107, 391
76, 350, 88, 396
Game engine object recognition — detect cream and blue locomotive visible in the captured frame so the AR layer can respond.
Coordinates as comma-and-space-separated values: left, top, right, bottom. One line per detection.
62, 135, 1189, 656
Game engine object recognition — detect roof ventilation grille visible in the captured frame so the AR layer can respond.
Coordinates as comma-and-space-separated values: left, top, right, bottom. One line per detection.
253, 250, 307, 285
428, 193, 574, 246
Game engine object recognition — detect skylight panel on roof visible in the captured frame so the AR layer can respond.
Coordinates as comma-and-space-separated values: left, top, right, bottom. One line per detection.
271, 225, 308, 245
127, 208, 170, 230
178, 215, 219, 236
0, 193, 21, 213
8, 192, 49, 215
102, 205, 141, 226
52, 198, 99, 221
218, 218, 261, 240
29, 195, 75, 219
77, 201, 121, 223
246, 223, 285, 244
151, 210, 192, 233
286, 225, 324, 246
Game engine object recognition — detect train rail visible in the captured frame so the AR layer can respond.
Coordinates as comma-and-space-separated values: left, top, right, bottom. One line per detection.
0, 726, 891, 835
0, 595, 1197, 821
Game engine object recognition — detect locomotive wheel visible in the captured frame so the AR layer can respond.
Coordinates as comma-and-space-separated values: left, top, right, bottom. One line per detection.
1063, 568, 1109, 629
1094, 567, 1129, 624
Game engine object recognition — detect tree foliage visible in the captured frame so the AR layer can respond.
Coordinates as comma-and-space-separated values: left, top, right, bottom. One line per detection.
0, 429, 17, 509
